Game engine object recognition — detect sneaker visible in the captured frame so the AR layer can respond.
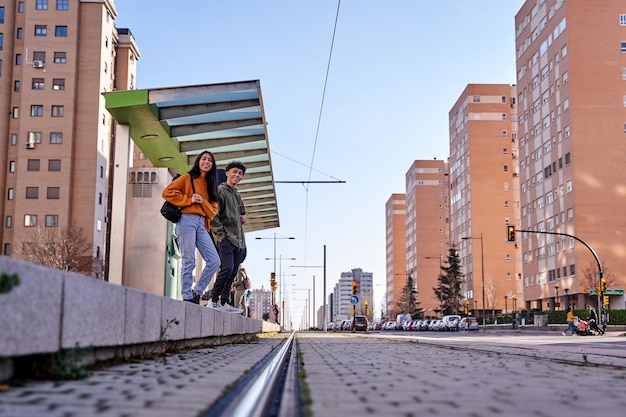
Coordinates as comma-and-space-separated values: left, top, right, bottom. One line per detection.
191, 292, 201, 304
209, 301, 221, 309
562, 332, 566, 336
219, 304, 244, 314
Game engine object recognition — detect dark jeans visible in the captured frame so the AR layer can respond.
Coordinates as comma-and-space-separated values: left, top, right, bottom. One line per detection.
212, 239, 246, 305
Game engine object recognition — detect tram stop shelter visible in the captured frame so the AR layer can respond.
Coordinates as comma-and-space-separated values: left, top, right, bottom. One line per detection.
104, 80, 279, 232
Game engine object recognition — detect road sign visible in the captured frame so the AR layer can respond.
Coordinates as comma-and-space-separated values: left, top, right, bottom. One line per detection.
350, 295, 359, 305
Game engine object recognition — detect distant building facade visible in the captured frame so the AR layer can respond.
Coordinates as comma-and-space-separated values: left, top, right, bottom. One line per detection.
514, 0, 626, 310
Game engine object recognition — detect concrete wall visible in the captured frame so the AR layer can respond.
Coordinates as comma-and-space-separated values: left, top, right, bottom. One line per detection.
0, 256, 280, 379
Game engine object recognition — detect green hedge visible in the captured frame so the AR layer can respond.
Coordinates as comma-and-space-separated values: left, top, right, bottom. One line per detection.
546, 309, 626, 325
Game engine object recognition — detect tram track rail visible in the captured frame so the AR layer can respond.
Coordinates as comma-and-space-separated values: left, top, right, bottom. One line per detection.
202, 331, 304, 417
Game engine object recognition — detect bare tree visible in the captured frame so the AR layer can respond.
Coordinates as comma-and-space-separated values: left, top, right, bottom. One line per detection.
581, 261, 616, 293
485, 272, 497, 320
17, 226, 95, 275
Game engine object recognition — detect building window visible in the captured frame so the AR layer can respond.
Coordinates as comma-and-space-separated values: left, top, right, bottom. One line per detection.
0, 7, 4, 24
8, 188, 14, 200
56, 0, 68, 10
26, 187, 39, 199
3, 244, 10, 256
5, 216, 12, 228
10, 134, 17, 146
50, 132, 63, 144
34, 25, 47, 36
51, 105, 64, 117
15, 54, 21, 65
24, 215, 37, 227
570, 264, 576, 276
18, 2, 24, 13
36, 0, 48, 10
502, 130, 507, 138
567, 207, 574, 220
54, 52, 66, 63
565, 152, 571, 165
31, 105, 43, 117
48, 159, 61, 171
17, 27, 23, 39
32, 78, 45, 90
27, 159, 40, 171
47, 187, 60, 199
99, 192, 103, 205
29, 132, 42, 144
55, 26, 68, 37
52, 78, 65, 90
9, 161, 16, 173
503, 165, 509, 173
0, 33, 3, 51
14, 80, 20, 92
45, 215, 58, 227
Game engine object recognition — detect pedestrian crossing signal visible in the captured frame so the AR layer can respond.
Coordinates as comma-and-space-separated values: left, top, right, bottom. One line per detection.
506, 225, 516, 242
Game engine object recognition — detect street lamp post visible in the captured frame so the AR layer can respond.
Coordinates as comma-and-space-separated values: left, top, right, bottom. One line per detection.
554, 285, 559, 311
462, 233, 485, 331
291, 246, 326, 330
265, 255, 295, 323
504, 295, 508, 324
564, 288, 570, 310
255, 234, 294, 310
426, 255, 443, 314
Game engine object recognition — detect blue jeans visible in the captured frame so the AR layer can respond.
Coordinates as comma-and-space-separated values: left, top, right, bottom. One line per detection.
176, 214, 220, 300
212, 239, 246, 305
564, 321, 576, 335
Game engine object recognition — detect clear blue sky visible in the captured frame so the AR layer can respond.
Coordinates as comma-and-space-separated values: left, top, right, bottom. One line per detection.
115, 0, 526, 323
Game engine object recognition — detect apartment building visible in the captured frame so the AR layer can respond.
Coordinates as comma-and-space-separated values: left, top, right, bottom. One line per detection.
449, 84, 521, 316
384, 193, 406, 317
0, 0, 137, 279
514, 0, 626, 311
404, 160, 450, 317
332, 268, 373, 322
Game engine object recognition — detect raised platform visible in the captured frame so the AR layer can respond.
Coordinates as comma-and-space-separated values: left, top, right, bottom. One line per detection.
0, 256, 279, 381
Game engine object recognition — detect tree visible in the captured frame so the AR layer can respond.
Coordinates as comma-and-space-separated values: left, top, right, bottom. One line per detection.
395, 274, 423, 318
485, 272, 497, 320
17, 226, 95, 275
581, 261, 616, 293
433, 246, 463, 315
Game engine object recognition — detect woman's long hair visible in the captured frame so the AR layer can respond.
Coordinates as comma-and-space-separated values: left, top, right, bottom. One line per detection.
188, 151, 218, 202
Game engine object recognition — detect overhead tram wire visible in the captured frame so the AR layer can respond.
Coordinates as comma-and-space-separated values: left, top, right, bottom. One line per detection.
301, 0, 342, 261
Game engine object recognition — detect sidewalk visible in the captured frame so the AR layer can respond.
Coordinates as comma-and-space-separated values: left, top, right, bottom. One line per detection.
0, 335, 284, 417
296, 332, 626, 417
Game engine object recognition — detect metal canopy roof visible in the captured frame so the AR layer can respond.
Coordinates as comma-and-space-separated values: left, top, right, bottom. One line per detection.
104, 80, 279, 232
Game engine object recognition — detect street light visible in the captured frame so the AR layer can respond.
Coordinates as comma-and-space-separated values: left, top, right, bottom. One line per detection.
426, 255, 443, 314
554, 285, 559, 311
291, 287, 311, 329
265, 256, 295, 322
462, 233, 485, 331
256, 233, 295, 306
564, 288, 570, 310
291, 247, 326, 330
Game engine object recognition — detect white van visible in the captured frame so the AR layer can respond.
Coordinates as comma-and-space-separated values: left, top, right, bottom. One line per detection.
441, 315, 461, 331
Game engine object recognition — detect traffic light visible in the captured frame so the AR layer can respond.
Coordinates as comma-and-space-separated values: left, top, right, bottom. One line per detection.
464, 300, 470, 315
364, 301, 369, 316
270, 272, 277, 291
603, 295, 609, 306
506, 225, 516, 242
351, 280, 358, 294
601, 277, 608, 293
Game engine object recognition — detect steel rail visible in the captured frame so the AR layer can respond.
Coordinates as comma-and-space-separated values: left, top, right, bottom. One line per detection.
211, 331, 296, 417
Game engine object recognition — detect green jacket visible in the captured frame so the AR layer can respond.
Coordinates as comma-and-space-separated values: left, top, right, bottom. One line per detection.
211, 182, 246, 249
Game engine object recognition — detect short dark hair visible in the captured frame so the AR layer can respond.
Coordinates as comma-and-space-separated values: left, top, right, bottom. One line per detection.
225, 161, 246, 174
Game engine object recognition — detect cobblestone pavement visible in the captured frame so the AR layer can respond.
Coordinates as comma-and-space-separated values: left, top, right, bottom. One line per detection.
296, 332, 626, 417
2, 332, 626, 417
0, 335, 285, 417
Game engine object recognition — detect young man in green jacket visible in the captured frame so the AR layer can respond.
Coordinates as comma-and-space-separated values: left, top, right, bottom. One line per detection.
210, 161, 247, 313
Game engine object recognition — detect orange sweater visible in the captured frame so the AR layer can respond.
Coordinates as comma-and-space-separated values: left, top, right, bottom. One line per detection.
162, 173, 218, 230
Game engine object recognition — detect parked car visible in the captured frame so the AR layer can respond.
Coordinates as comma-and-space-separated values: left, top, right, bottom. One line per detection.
418, 320, 432, 331
441, 315, 461, 331
459, 316, 480, 331
341, 319, 352, 331
430, 319, 444, 331
382, 321, 396, 330
353, 315, 369, 331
